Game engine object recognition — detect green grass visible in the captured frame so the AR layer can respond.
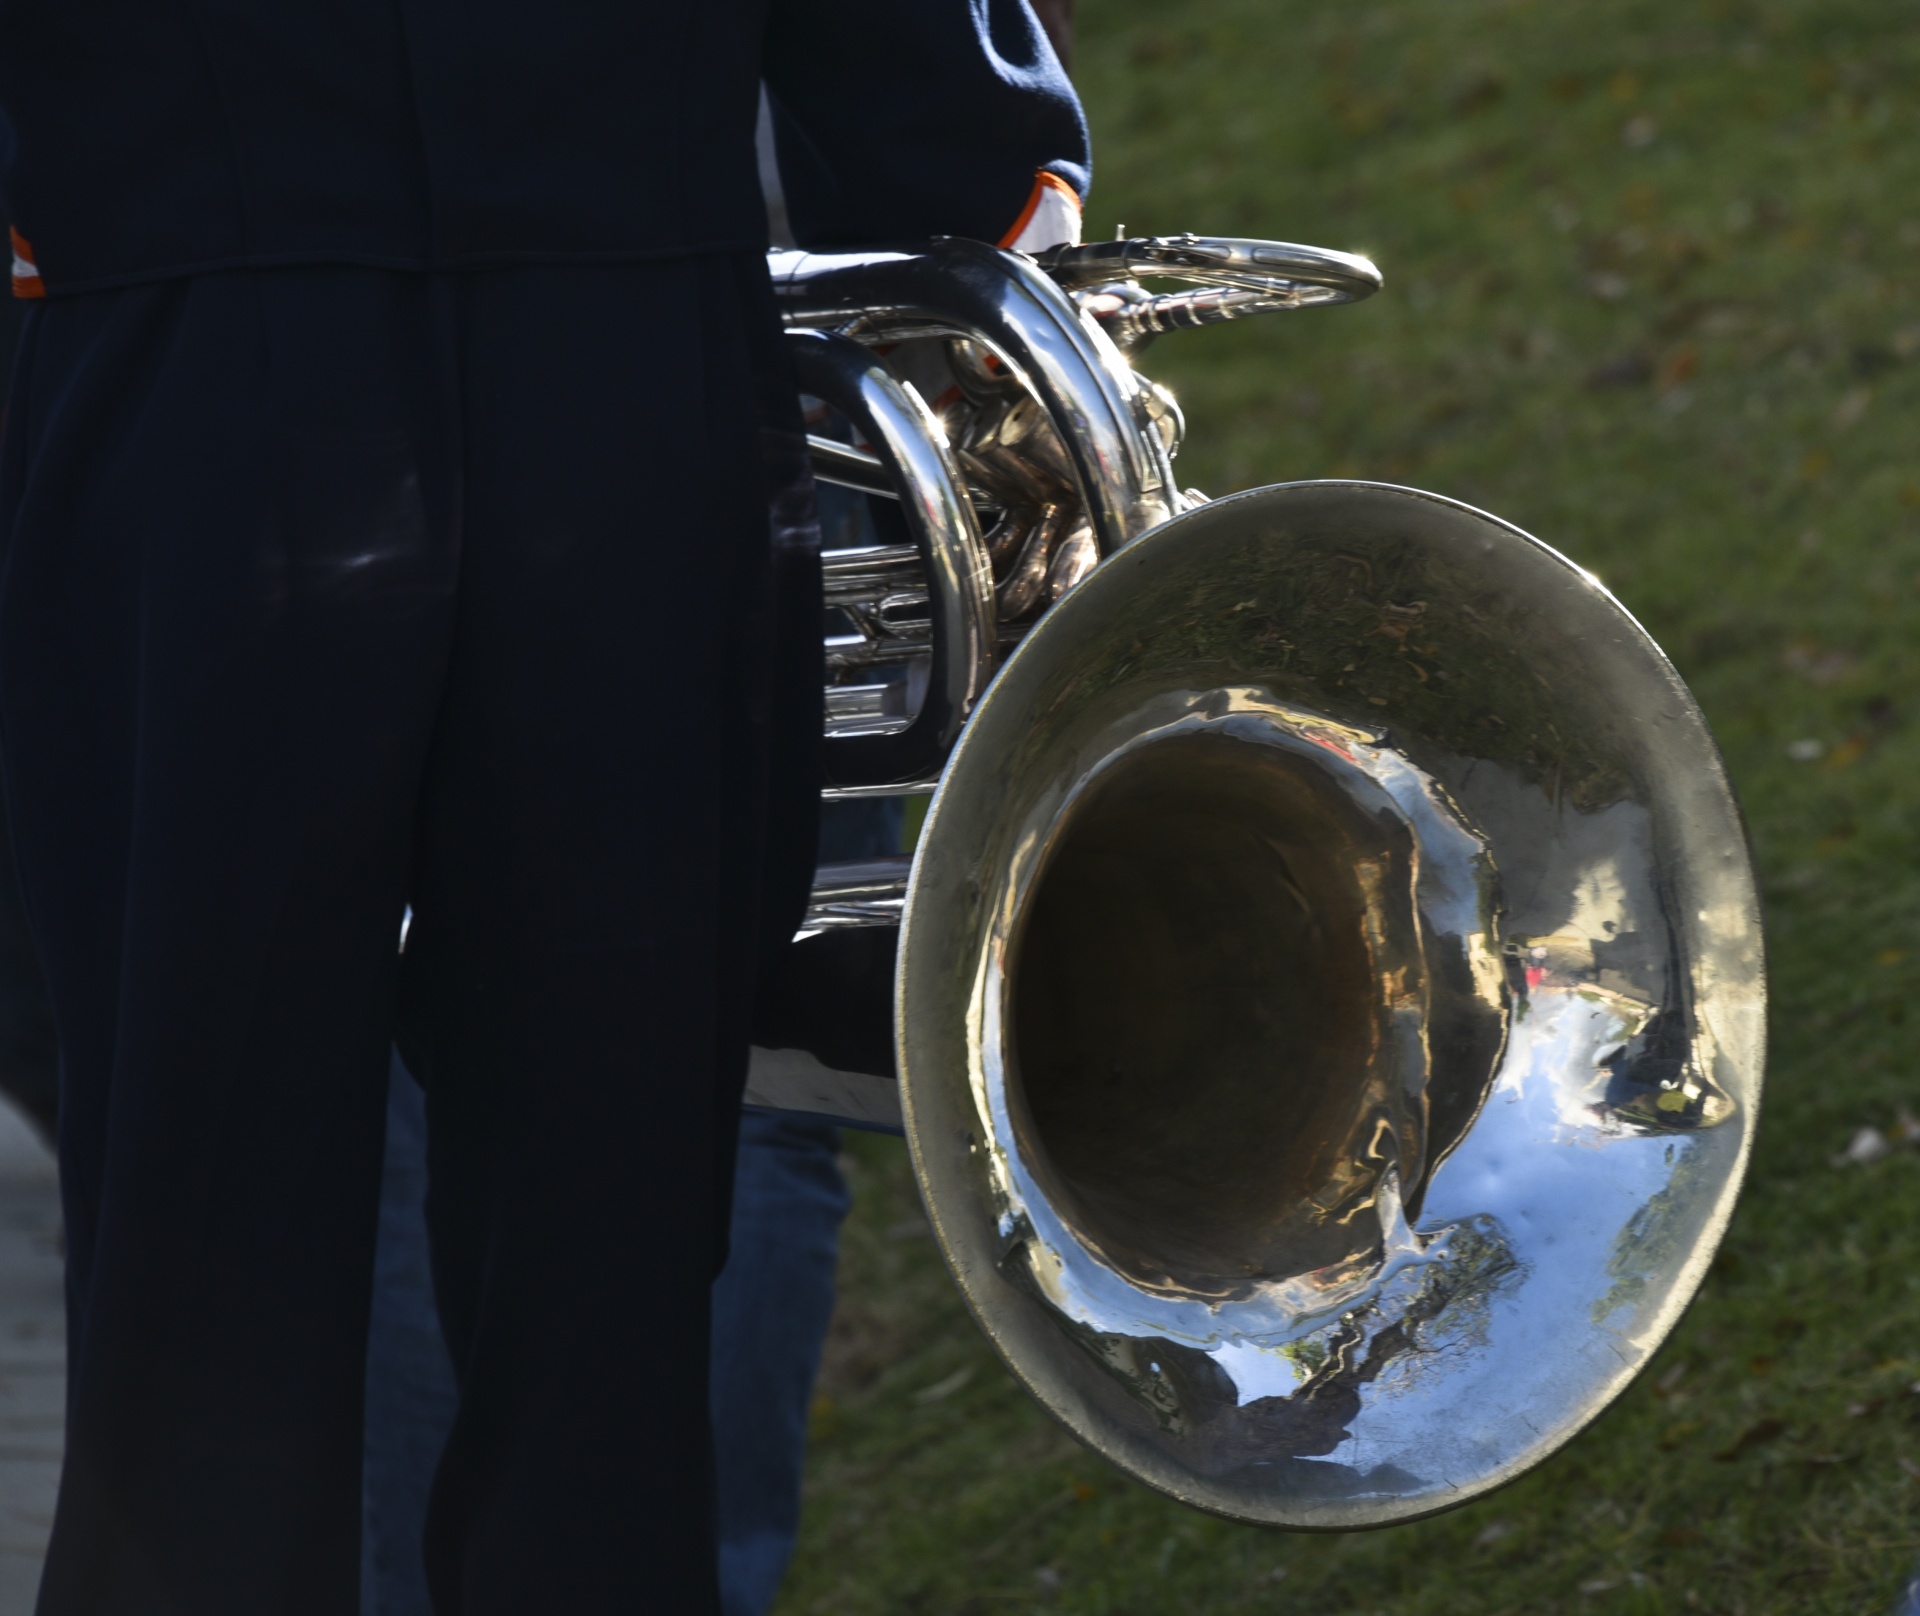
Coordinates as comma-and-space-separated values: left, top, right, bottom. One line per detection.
777, 1, 1920, 1610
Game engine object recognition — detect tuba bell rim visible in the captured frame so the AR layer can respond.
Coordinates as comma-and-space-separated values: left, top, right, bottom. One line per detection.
897, 479, 1764, 1529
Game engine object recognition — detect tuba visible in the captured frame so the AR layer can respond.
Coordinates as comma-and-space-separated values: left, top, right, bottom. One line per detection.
746, 233, 1764, 1528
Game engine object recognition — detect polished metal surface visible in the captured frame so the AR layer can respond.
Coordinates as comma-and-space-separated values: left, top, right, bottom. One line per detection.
765, 234, 1764, 1528
786, 328, 995, 786
782, 236, 1196, 796
819, 775, 941, 802
1039, 235, 1382, 355
898, 481, 1762, 1528
801, 856, 912, 934
773, 238, 1180, 556
808, 435, 897, 500
821, 544, 929, 707
782, 234, 1378, 798
1037, 234, 1382, 301
743, 1046, 904, 1135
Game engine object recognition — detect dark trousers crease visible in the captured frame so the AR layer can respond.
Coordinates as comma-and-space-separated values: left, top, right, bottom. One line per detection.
0, 259, 817, 1616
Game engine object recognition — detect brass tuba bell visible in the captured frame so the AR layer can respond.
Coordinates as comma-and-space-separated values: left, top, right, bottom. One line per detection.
750, 235, 1763, 1527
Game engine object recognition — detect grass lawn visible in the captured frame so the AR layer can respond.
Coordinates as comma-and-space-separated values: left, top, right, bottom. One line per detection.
778, 1, 1920, 1610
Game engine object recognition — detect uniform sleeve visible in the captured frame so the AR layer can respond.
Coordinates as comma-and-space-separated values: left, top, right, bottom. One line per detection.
761, 0, 1090, 252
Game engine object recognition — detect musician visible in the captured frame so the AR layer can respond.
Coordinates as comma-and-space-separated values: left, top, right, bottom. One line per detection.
0, 3, 1085, 1612
0, 293, 901, 1610
360, 53, 1089, 1613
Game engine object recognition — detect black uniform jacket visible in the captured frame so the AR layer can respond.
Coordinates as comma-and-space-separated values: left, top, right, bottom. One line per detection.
0, 0, 1089, 296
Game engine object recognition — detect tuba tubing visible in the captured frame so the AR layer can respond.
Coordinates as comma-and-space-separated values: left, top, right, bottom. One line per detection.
786, 328, 995, 790
773, 238, 1180, 556
748, 233, 1764, 1532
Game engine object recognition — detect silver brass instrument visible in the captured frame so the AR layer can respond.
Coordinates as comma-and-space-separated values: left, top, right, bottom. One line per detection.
749, 233, 1764, 1528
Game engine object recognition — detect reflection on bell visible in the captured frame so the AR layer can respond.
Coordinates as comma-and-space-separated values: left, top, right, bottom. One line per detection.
765, 234, 1762, 1531
900, 481, 1762, 1529
1010, 715, 1504, 1302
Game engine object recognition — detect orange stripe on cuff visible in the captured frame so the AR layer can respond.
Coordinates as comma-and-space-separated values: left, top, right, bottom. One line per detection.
998, 171, 1080, 251
10, 229, 43, 300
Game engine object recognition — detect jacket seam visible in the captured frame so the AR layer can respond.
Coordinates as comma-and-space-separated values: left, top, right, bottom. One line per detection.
35, 240, 773, 298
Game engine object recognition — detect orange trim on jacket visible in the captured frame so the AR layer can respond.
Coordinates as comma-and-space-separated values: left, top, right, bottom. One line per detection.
10, 230, 44, 299
998, 171, 1082, 254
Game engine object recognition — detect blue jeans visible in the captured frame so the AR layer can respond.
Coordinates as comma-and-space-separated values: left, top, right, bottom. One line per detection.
709, 1111, 850, 1614
360, 1058, 459, 1616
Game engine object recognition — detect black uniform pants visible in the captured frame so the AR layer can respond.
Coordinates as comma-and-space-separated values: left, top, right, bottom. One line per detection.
0, 259, 818, 1615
